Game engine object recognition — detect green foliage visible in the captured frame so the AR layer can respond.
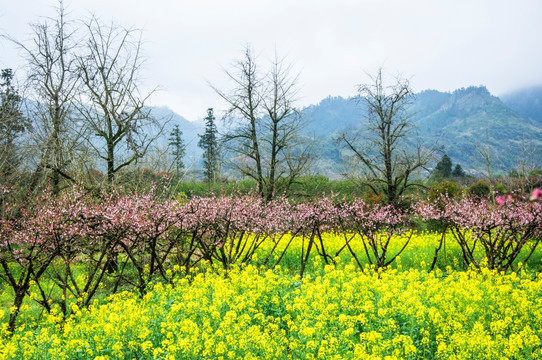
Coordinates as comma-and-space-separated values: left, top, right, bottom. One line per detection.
172, 179, 258, 198
452, 163, 466, 177
168, 124, 186, 178
198, 108, 219, 182
428, 181, 462, 202
467, 180, 491, 198
283, 175, 370, 201
495, 183, 507, 194
0, 69, 28, 184
434, 154, 452, 178
171, 175, 374, 201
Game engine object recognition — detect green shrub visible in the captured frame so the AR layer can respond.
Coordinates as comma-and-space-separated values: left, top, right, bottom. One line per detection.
467, 180, 491, 198
428, 181, 462, 202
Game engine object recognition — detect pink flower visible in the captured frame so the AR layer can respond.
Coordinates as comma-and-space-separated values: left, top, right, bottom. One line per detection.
495, 194, 513, 206
530, 188, 541, 201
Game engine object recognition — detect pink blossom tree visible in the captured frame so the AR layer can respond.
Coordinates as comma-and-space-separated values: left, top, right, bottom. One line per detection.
0, 187, 90, 332
418, 196, 542, 272
339, 198, 413, 270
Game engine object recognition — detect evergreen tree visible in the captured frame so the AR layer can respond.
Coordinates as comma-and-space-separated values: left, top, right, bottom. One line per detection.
168, 124, 186, 178
0, 69, 28, 184
198, 108, 219, 182
434, 154, 452, 178
452, 163, 466, 178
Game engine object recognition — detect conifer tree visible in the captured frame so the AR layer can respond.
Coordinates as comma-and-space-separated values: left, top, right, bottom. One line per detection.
452, 163, 466, 178
0, 69, 28, 185
435, 154, 453, 178
198, 108, 219, 182
168, 124, 186, 178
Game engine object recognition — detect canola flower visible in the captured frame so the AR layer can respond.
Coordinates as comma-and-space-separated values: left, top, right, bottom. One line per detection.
2, 188, 541, 334
1, 263, 541, 360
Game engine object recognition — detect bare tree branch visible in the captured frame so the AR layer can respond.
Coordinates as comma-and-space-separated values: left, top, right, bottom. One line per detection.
76, 15, 161, 186
213, 46, 312, 200
340, 68, 433, 205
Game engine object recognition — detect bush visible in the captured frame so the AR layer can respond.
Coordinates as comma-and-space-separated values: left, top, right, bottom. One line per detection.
428, 181, 462, 202
495, 183, 507, 194
467, 180, 491, 198
360, 190, 385, 205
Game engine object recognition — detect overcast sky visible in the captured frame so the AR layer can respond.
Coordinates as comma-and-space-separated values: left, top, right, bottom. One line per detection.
1, 0, 541, 121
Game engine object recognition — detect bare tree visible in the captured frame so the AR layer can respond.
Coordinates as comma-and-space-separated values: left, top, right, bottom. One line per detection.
473, 122, 495, 186
6, 1, 84, 193
77, 15, 159, 185
340, 68, 431, 205
214, 46, 311, 200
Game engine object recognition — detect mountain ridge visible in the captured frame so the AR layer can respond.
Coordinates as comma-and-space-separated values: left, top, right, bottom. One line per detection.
155, 85, 542, 177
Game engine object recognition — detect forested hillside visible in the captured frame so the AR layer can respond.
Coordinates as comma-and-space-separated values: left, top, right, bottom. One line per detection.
294, 86, 542, 177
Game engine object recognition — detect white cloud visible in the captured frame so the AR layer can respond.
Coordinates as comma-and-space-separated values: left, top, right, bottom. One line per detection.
1, 0, 541, 120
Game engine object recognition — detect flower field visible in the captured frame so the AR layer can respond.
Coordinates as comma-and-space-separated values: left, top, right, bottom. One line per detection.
2, 261, 542, 359
1, 188, 542, 359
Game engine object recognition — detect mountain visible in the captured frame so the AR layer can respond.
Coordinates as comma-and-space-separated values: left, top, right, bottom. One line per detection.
154, 86, 542, 178
500, 86, 542, 124
150, 106, 204, 164
298, 86, 542, 176
301, 96, 362, 137
409, 86, 542, 173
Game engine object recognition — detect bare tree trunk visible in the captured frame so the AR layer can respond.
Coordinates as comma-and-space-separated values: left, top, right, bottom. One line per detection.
76, 15, 159, 187
6, 1, 83, 192
340, 68, 432, 205
214, 46, 310, 201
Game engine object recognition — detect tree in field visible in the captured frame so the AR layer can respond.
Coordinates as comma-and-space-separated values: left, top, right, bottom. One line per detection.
0, 69, 29, 186
340, 68, 431, 205
198, 108, 219, 182
213, 46, 311, 200
434, 154, 452, 178
168, 124, 186, 178
77, 15, 159, 185
7, 2, 84, 193
452, 163, 466, 178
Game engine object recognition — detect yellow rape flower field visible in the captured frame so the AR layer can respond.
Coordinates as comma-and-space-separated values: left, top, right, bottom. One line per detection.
1, 232, 542, 359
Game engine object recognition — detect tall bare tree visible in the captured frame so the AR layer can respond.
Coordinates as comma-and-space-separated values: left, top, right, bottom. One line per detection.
77, 15, 159, 185
340, 68, 431, 205
214, 46, 311, 200
6, 2, 83, 193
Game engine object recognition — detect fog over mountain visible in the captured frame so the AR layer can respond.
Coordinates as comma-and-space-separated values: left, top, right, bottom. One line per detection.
152, 85, 542, 178
2, 1, 542, 121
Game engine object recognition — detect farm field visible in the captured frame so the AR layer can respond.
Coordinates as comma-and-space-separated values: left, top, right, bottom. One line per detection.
1, 261, 542, 359
1, 190, 542, 359
1, 231, 542, 360
3, 1, 542, 358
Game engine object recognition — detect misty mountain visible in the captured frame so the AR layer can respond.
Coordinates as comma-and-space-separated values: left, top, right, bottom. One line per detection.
151, 86, 542, 178
295, 86, 542, 176
409, 86, 542, 173
301, 96, 362, 137
150, 106, 204, 163
500, 86, 542, 124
